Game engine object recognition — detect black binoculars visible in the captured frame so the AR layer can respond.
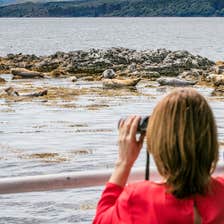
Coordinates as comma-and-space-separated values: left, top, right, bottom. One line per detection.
118, 116, 151, 180
118, 116, 149, 133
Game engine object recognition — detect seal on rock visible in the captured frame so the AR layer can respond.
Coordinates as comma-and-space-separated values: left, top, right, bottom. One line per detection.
157, 77, 197, 87
103, 78, 141, 88
4, 87, 47, 97
11, 68, 44, 78
102, 69, 116, 79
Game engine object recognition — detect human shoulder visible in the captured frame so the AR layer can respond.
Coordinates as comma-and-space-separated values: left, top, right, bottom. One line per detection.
125, 180, 166, 198
215, 175, 224, 182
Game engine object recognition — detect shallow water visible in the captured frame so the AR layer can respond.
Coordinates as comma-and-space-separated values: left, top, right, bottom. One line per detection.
0, 75, 224, 223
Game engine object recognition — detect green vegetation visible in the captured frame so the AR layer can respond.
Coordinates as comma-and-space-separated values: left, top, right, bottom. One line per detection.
0, 0, 224, 17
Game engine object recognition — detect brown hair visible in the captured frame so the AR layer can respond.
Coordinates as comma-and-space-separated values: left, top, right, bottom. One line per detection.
147, 88, 219, 199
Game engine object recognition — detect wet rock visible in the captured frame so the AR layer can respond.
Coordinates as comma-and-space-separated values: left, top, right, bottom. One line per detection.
127, 63, 137, 72
34, 59, 60, 72
212, 86, 224, 96
11, 68, 44, 78
205, 74, 219, 83
81, 76, 95, 81
215, 65, 224, 74
213, 75, 224, 86
157, 77, 197, 86
141, 71, 160, 79
76, 60, 112, 74
103, 78, 141, 88
48, 69, 68, 78
0, 77, 6, 83
6, 54, 15, 60
205, 74, 224, 86
215, 61, 224, 66
103, 69, 116, 79
0, 59, 10, 72
69, 76, 77, 82
12, 75, 23, 80
1, 48, 215, 80
145, 64, 180, 76
178, 69, 202, 81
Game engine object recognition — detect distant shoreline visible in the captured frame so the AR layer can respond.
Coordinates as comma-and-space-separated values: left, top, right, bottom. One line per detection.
1, 16, 224, 18
0, 0, 224, 17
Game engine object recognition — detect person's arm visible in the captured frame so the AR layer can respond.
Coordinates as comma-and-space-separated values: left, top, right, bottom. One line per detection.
93, 116, 145, 224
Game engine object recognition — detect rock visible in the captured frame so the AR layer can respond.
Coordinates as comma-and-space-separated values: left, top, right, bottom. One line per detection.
0, 62, 10, 73
157, 77, 197, 86
69, 76, 77, 82
141, 71, 160, 79
11, 68, 44, 78
129, 71, 140, 77
34, 59, 60, 72
1, 48, 215, 81
179, 69, 201, 81
127, 63, 137, 72
214, 80, 224, 87
213, 75, 224, 86
215, 61, 224, 66
205, 74, 224, 86
205, 73, 221, 82
205, 74, 218, 82
12, 75, 23, 80
49, 69, 68, 78
145, 64, 180, 76
215, 66, 224, 74
212, 86, 224, 96
81, 76, 95, 81
102, 69, 116, 79
0, 77, 6, 83
103, 78, 141, 88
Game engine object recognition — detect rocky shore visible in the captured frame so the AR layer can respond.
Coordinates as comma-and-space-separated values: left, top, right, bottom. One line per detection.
0, 48, 224, 94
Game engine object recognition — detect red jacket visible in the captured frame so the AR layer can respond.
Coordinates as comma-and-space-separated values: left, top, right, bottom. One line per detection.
93, 177, 224, 224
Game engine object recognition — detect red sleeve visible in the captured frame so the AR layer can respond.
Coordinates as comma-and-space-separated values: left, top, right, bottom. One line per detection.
93, 182, 133, 224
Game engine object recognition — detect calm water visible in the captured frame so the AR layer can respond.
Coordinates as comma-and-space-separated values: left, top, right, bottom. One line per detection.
0, 18, 224, 61
0, 18, 224, 223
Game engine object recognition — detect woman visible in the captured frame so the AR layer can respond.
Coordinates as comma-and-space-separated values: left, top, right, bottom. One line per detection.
93, 88, 224, 224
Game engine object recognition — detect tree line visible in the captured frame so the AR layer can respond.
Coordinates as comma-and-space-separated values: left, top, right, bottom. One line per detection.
0, 0, 224, 17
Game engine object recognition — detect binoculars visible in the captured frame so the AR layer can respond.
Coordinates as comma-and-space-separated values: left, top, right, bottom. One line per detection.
118, 116, 150, 180
118, 116, 149, 133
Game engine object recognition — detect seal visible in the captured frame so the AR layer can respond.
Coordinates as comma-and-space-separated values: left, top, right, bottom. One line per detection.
4, 87, 47, 97
157, 77, 197, 86
11, 68, 44, 78
103, 78, 141, 88
102, 69, 116, 79
4, 87, 19, 96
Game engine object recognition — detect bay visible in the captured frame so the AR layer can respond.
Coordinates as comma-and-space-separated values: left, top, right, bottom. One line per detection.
0, 17, 223, 60
0, 18, 224, 223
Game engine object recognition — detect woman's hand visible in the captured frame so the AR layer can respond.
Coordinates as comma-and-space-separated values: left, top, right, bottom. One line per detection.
117, 115, 145, 168
109, 115, 145, 187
